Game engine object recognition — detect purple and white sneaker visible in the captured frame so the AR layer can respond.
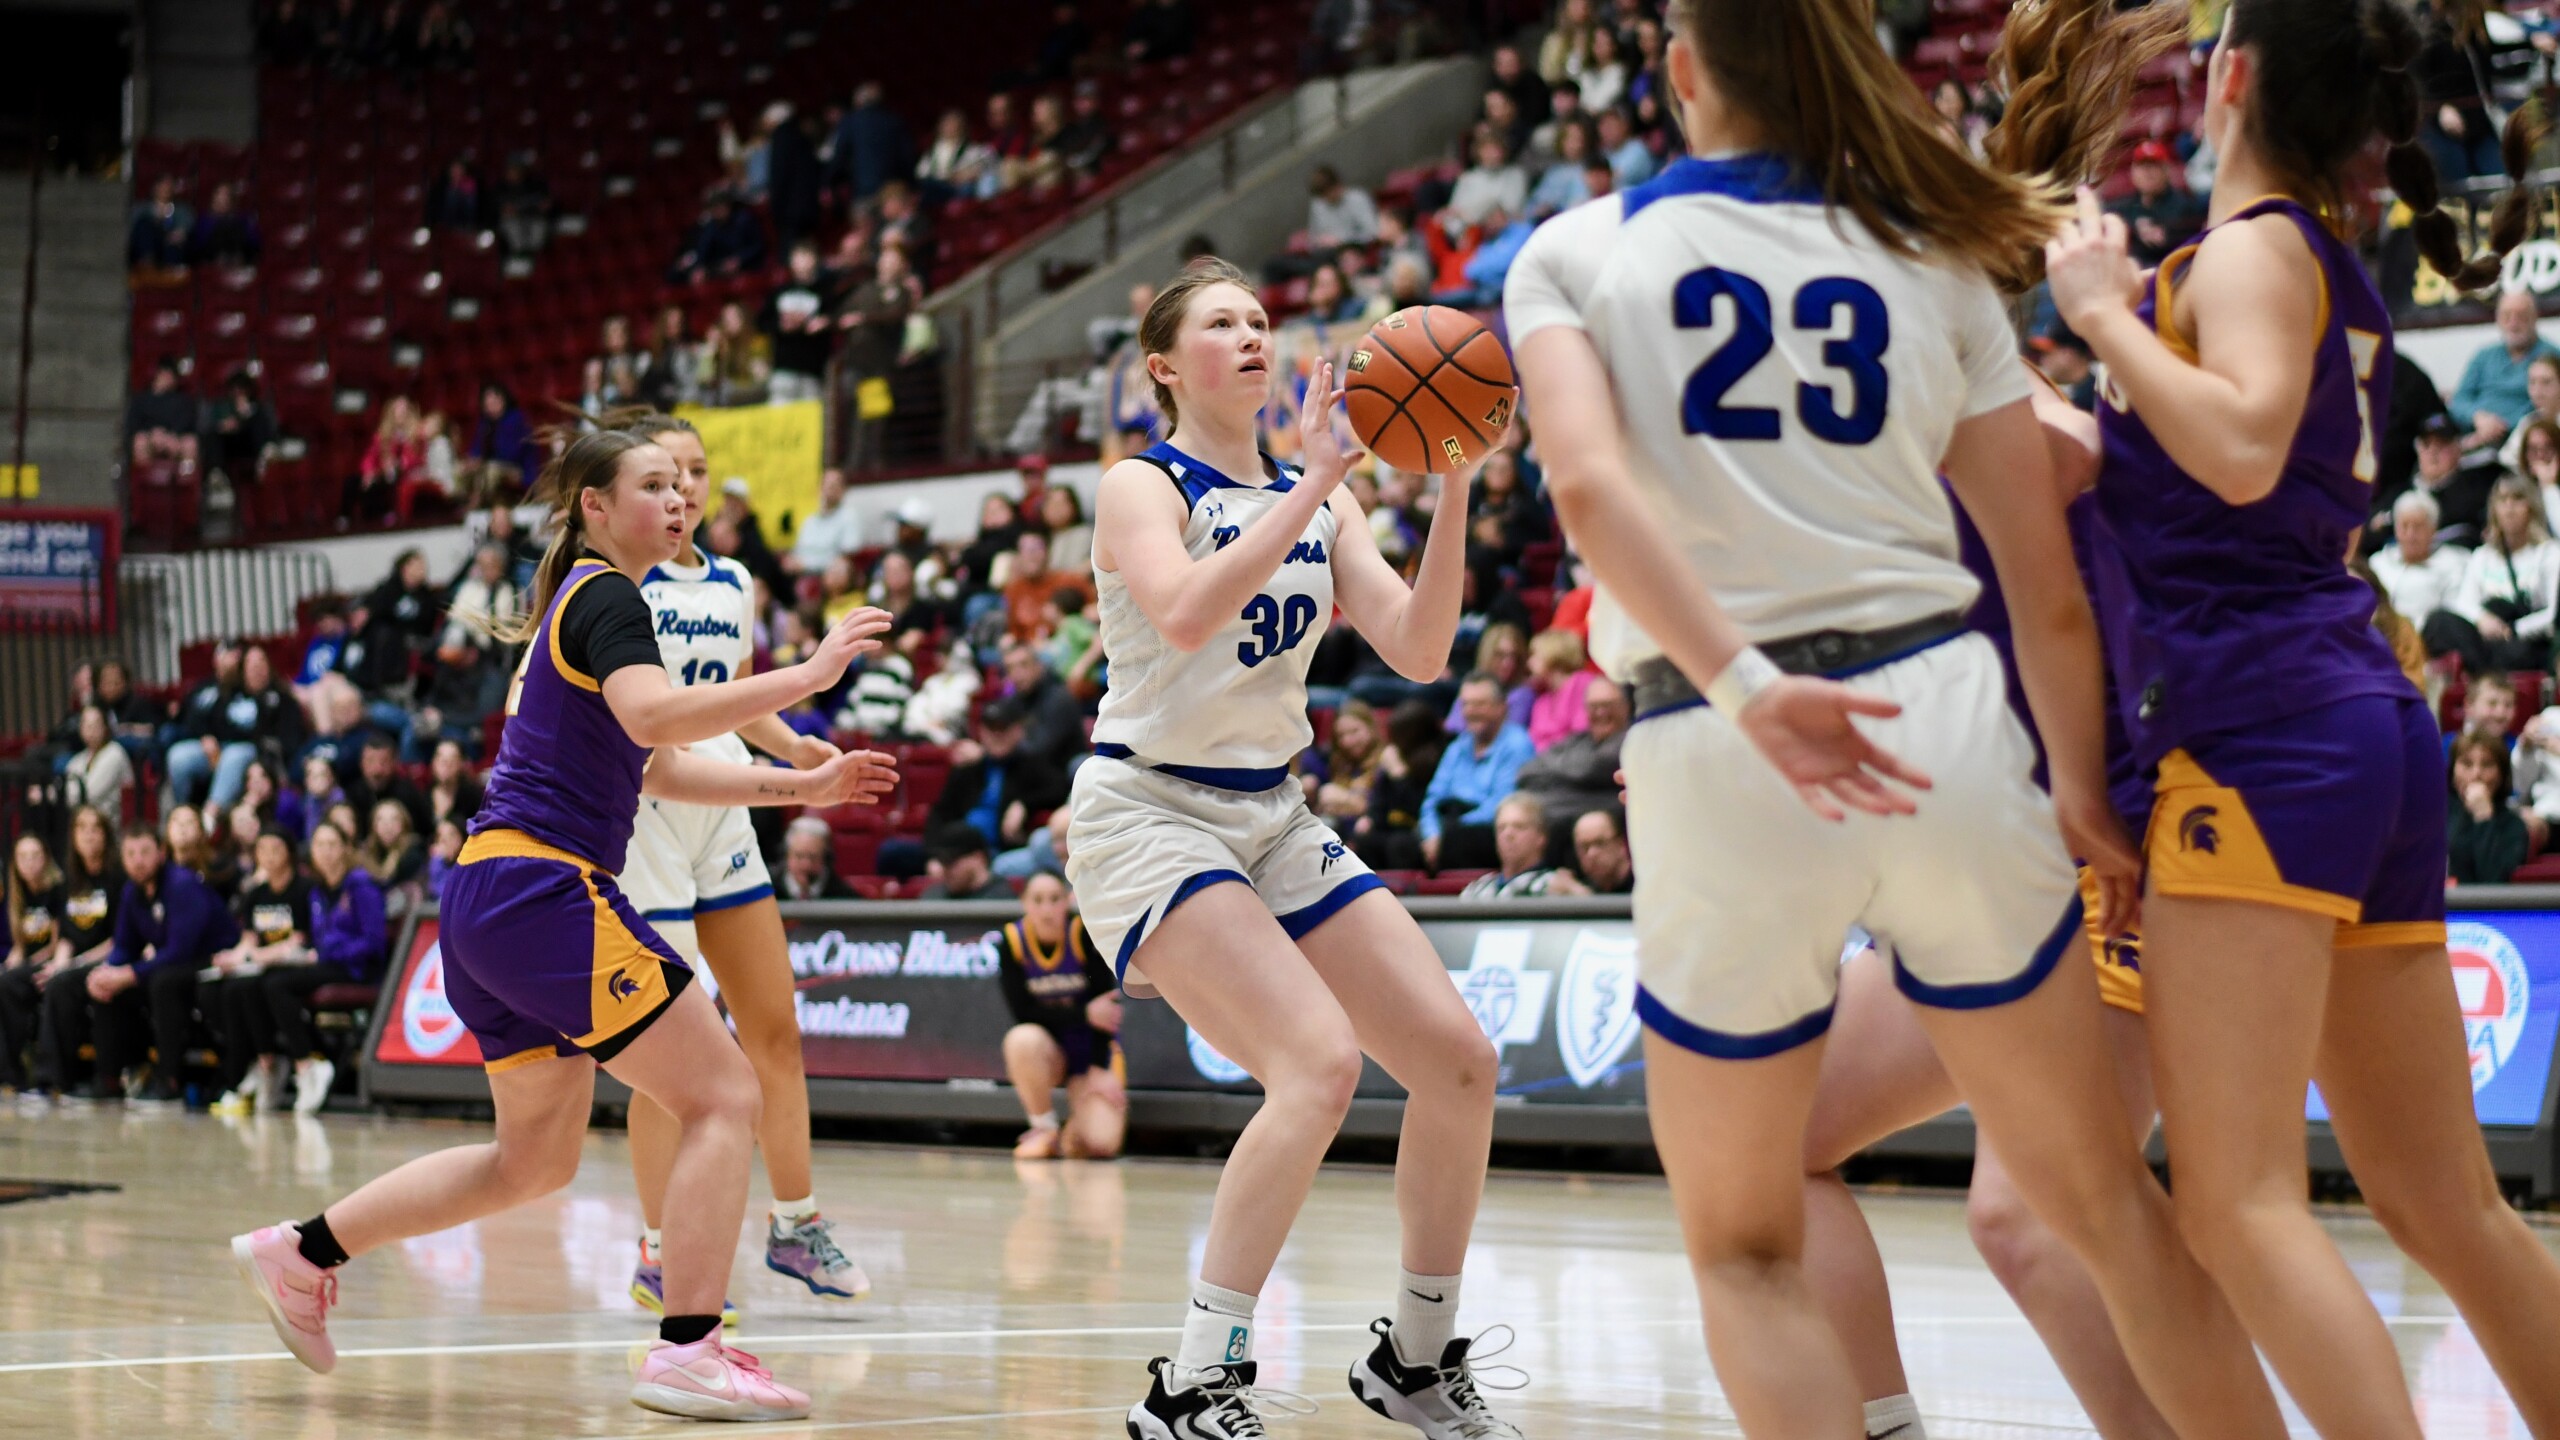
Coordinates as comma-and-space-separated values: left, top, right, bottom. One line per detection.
627, 1239, 739, 1327
765, 1214, 870, 1300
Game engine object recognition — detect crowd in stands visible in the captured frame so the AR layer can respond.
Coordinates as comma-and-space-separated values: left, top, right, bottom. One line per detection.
50, 0, 2560, 1113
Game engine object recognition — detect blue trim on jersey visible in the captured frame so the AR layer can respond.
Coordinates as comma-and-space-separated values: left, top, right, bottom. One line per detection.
1621, 152, 1822, 220
1092, 743, 1289, 793
1276, 873, 1387, 940
641, 561, 745, 590
694, 883, 774, 914
1140, 441, 1300, 510
1636, 984, 1835, 1059
1893, 894, 2082, 1011
1630, 696, 1705, 727
1112, 868, 1254, 979
640, 906, 695, 923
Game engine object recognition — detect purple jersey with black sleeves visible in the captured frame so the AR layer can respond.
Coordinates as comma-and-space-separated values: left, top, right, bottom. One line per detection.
470, 560, 654, 873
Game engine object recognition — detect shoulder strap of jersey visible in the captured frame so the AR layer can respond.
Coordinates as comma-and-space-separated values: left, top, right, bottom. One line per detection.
999, 920, 1026, 966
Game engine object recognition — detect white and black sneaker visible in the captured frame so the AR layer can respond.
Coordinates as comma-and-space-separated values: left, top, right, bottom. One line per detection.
1127, 1357, 1317, 1440
1347, 1318, 1527, 1439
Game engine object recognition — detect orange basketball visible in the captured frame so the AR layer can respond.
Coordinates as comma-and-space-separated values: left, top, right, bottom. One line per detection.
1343, 305, 1518, 475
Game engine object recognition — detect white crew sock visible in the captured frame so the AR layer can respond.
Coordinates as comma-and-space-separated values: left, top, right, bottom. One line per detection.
641, 1228, 663, 1264
1173, 1278, 1258, 1383
1864, 1394, 1928, 1440
1027, 1110, 1060, 1130
1393, 1270, 1463, 1367
772, 1194, 820, 1225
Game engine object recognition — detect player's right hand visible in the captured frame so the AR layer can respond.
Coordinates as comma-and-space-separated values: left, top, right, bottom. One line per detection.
1734, 677, 1932, 822
803, 748, 900, 808
2055, 783, 2142, 935
801, 606, 893, 692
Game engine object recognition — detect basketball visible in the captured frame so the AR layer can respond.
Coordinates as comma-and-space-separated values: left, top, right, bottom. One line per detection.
1343, 305, 1519, 475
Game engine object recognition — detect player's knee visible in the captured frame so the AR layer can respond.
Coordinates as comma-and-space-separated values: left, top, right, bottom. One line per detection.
496, 1135, 583, 1199
2362, 1167, 2505, 1271
1002, 1024, 1056, 1069
1274, 1031, 1363, 1119
1965, 1182, 2050, 1290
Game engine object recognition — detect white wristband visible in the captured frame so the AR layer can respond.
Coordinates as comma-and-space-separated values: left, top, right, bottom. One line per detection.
1705, 646, 1783, 714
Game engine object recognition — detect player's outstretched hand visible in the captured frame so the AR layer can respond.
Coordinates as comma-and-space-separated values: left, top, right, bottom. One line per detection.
2055, 785, 2142, 935
1735, 677, 1933, 822
803, 749, 900, 808
802, 606, 893, 693
1295, 359, 1354, 499
2045, 187, 2143, 335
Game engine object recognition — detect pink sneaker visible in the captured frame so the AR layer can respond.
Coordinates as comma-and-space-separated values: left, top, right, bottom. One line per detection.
630, 1337, 812, 1421
231, 1223, 339, 1374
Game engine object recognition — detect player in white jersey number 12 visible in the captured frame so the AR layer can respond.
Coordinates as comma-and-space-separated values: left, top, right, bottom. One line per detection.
1070, 258, 1524, 1440
1504, 1, 2282, 1437
605, 411, 883, 1316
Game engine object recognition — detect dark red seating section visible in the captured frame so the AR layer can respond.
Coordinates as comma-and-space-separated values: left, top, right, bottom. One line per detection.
130, 0, 1315, 543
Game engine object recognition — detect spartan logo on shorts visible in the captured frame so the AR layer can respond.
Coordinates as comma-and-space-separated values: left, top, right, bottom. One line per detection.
1320, 840, 1347, 872
609, 969, 644, 1002
727, 850, 750, 875
2177, 805, 2220, 854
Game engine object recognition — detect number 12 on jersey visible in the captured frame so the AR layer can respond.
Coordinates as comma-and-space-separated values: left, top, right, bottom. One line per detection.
1676, 268, 1890, 446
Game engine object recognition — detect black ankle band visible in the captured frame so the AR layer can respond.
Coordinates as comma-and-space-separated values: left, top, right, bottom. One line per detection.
660, 1314, 720, 1346
297, 1214, 349, 1269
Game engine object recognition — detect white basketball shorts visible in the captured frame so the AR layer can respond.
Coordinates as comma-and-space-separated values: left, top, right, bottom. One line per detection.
1065, 755, 1385, 996
1622, 632, 2081, 1058
619, 794, 775, 967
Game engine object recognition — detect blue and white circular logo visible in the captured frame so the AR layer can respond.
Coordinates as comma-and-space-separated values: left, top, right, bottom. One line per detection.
1186, 1025, 1249, 1085
400, 940, 468, 1058
2447, 921, 2531, 1094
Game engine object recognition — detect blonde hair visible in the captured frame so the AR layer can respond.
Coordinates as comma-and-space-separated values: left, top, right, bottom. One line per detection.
1528, 627, 1588, 677
1138, 256, 1256, 433
2489, 474, 2551, 554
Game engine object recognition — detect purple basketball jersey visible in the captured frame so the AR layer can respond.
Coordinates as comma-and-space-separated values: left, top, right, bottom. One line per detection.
470, 560, 651, 873
2093, 197, 2408, 771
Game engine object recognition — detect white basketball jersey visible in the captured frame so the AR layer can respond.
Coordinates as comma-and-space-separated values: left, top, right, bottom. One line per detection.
641, 550, 757, 765
1503, 153, 2035, 679
1092, 442, 1337, 773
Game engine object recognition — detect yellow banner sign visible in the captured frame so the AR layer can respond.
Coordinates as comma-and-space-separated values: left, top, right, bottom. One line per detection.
673, 401, 823, 541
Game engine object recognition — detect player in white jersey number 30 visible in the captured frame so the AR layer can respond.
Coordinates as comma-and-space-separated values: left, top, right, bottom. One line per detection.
1070, 257, 1525, 1440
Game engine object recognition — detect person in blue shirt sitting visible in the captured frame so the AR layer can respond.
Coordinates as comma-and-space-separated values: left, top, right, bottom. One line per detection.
1420, 672, 1536, 872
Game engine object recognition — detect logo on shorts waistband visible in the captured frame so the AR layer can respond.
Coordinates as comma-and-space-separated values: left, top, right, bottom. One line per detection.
609, 969, 643, 1002
2176, 805, 2220, 855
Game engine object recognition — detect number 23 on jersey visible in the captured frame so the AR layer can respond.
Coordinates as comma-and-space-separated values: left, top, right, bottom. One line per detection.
1676, 267, 1891, 446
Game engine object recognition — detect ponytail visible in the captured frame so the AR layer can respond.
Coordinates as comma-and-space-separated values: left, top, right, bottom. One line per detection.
2228, 0, 2540, 292
484, 427, 654, 646
1983, 0, 2189, 289
1668, 0, 2066, 291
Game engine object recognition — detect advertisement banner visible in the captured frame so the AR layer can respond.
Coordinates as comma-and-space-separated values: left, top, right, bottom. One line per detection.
782, 916, 1014, 1082
0, 508, 117, 629
371, 919, 489, 1067
367, 903, 2558, 1137
673, 401, 823, 551
1119, 917, 1649, 1106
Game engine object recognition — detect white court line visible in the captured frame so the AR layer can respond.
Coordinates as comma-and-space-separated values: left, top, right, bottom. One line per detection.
0, 1312, 2473, 1378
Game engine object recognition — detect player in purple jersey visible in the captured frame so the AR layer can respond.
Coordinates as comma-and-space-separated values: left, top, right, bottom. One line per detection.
2046, 1, 2560, 1434
228, 430, 898, 1422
